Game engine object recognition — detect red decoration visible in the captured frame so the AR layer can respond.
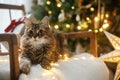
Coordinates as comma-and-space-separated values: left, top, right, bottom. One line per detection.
4, 17, 25, 32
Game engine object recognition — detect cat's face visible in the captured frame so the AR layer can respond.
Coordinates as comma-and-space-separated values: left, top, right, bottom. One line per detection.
22, 16, 54, 47
25, 22, 49, 39
24, 16, 52, 40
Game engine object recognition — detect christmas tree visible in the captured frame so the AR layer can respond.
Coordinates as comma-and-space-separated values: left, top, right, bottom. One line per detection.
32, 0, 120, 54
32, 0, 97, 32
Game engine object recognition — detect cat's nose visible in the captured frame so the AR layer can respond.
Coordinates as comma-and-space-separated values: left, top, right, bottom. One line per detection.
33, 35, 37, 38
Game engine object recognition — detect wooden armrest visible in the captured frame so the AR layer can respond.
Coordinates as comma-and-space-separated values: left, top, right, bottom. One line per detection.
0, 3, 26, 80
65, 31, 98, 57
0, 34, 20, 80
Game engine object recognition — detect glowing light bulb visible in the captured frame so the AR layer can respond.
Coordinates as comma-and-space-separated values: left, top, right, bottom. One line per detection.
77, 26, 81, 30
54, 25, 59, 29
88, 29, 92, 32
46, 1, 51, 5
57, 3, 62, 7
83, 22, 88, 29
102, 23, 109, 29
94, 17, 99, 22
50, 62, 57, 66
95, 29, 98, 33
59, 54, 62, 57
90, 7, 94, 12
94, 16, 99, 29
18, 48, 21, 52
99, 28, 103, 32
64, 54, 69, 60
49, 25, 51, 28
105, 14, 109, 18
86, 17, 91, 23
66, 24, 70, 28
104, 19, 107, 23
86, 17, 90, 21
71, 6, 75, 9
48, 10, 52, 14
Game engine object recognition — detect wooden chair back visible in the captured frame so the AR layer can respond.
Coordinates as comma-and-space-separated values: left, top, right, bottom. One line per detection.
65, 31, 98, 57
0, 4, 26, 20
0, 4, 26, 80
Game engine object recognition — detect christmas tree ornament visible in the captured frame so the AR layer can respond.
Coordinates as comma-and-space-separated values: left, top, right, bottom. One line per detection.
76, 14, 80, 21
84, 4, 92, 9
38, 0, 45, 6
104, 31, 120, 50
61, 0, 65, 2
100, 31, 120, 80
58, 12, 65, 22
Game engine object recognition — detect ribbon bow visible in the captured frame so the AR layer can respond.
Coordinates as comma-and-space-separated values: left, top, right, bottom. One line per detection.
4, 17, 25, 32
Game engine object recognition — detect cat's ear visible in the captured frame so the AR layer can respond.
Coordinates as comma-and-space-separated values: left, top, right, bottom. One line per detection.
24, 17, 31, 27
41, 16, 49, 26
29, 15, 39, 23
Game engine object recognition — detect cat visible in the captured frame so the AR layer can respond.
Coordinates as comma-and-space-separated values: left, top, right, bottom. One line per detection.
20, 15, 70, 74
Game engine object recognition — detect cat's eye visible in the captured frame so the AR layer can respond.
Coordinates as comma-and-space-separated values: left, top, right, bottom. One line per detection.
28, 30, 33, 36
38, 30, 44, 34
38, 30, 45, 37
29, 30, 33, 34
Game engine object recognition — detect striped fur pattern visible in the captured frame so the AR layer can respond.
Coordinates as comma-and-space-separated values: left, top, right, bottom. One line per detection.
20, 16, 69, 74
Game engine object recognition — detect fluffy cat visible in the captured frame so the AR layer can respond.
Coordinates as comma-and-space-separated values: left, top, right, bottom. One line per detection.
20, 16, 70, 74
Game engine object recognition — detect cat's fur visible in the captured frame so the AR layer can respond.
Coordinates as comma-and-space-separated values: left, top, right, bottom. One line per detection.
20, 16, 69, 74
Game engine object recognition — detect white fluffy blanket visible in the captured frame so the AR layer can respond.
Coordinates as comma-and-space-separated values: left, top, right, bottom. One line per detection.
19, 53, 109, 80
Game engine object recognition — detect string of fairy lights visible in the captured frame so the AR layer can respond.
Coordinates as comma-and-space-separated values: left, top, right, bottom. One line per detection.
45, 0, 110, 33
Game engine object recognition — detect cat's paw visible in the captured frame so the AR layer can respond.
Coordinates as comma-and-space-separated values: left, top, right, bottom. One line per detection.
21, 63, 30, 74
41, 58, 52, 70
41, 63, 52, 70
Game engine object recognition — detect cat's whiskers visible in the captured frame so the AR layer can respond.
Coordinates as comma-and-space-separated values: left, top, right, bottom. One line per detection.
28, 36, 49, 49
33, 38, 37, 41
31, 37, 38, 41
